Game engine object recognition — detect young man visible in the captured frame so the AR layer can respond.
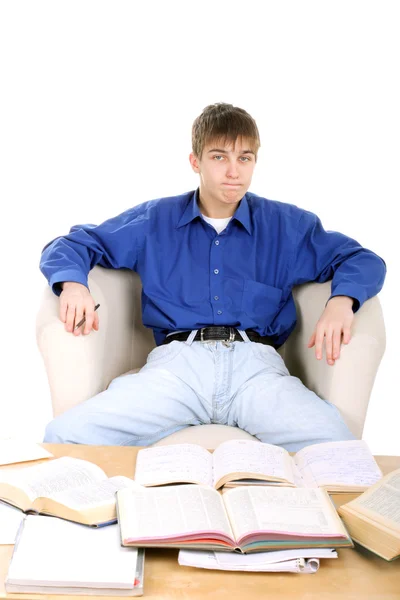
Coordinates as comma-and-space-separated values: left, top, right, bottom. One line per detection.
40, 103, 386, 451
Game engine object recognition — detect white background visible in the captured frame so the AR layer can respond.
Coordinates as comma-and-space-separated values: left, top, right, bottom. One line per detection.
0, 1, 399, 454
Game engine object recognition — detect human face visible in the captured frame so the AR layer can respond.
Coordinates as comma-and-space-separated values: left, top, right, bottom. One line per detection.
189, 137, 257, 217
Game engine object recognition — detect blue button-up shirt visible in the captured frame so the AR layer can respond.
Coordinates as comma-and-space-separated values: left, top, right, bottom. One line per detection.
40, 189, 386, 347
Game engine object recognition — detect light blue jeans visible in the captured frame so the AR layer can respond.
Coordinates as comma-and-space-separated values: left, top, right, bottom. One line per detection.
43, 330, 355, 452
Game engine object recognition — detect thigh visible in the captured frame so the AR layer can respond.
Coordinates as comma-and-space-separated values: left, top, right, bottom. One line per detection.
44, 351, 211, 446
229, 343, 355, 452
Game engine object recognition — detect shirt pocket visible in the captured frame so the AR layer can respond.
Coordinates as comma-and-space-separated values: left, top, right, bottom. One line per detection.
241, 280, 283, 323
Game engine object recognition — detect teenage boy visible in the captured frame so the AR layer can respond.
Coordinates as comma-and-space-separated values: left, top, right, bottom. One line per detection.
40, 103, 386, 450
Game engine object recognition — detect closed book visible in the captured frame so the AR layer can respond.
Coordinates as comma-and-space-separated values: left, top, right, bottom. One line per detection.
5, 515, 144, 596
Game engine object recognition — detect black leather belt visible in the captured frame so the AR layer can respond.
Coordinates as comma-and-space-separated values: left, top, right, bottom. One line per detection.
162, 327, 276, 347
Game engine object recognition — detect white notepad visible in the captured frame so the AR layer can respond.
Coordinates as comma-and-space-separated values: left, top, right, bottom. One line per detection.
0, 438, 52, 466
0, 502, 25, 544
6, 515, 144, 596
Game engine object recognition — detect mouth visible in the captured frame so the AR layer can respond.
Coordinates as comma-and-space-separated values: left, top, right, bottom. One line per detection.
222, 183, 241, 188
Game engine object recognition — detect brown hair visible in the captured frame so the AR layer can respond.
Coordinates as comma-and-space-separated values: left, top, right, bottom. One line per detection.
192, 103, 261, 160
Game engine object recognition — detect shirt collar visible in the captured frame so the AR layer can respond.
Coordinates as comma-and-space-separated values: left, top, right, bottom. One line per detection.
177, 188, 253, 235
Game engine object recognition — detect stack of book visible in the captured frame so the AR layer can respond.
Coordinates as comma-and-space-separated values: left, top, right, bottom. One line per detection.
115, 438, 384, 557
1, 437, 398, 591
0, 441, 145, 595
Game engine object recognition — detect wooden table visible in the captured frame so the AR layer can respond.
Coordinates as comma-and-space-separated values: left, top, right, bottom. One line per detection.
1, 445, 399, 600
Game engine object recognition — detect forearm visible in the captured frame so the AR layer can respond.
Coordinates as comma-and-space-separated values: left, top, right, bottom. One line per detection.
330, 251, 386, 311
40, 236, 94, 296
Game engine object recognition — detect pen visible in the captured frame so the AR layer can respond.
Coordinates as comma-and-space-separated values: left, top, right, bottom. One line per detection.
74, 303, 100, 330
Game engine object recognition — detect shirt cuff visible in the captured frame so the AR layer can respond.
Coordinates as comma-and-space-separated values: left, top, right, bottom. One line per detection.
326, 285, 367, 313
49, 271, 89, 297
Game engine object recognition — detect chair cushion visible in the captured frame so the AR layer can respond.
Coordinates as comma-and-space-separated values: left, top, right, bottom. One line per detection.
151, 424, 259, 449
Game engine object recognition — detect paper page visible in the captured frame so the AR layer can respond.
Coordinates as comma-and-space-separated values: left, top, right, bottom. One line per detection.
349, 469, 400, 529
0, 502, 25, 544
0, 439, 53, 466
294, 440, 383, 488
215, 547, 337, 564
47, 475, 140, 509
0, 457, 107, 502
178, 550, 322, 572
119, 484, 234, 542
6, 515, 138, 588
223, 486, 347, 542
134, 443, 213, 487
212, 440, 294, 488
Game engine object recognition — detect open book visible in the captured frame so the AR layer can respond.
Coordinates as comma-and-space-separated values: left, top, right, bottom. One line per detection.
133, 439, 383, 493
338, 468, 400, 561
6, 516, 144, 596
117, 484, 353, 553
0, 456, 138, 526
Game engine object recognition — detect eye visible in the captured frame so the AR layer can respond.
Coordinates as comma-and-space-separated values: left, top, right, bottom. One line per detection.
213, 155, 224, 161
240, 156, 251, 162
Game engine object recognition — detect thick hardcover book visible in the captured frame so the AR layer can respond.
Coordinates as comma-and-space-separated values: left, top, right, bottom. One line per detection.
117, 484, 353, 553
0, 456, 138, 526
338, 468, 400, 561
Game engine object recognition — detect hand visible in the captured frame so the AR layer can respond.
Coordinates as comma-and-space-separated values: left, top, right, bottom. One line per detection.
307, 295, 354, 366
59, 282, 99, 336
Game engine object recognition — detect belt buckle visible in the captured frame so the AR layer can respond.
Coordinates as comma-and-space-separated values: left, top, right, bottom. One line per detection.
222, 327, 236, 347
200, 327, 207, 342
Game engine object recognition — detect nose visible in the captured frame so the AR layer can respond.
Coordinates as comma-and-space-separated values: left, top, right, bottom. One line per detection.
226, 160, 239, 179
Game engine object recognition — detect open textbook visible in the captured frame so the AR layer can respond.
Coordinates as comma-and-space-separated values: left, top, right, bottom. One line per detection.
117, 484, 353, 553
178, 548, 338, 573
338, 467, 400, 561
133, 439, 382, 493
0, 456, 138, 526
6, 515, 144, 596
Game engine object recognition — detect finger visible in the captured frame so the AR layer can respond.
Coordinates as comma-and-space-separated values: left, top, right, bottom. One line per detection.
59, 297, 68, 324
308, 331, 316, 348
65, 305, 76, 333
342, 326, 351, 344
314, 326, 325, 360
325, 327, 334, 365
83, 304, 95, 335
93, 311, 100, 331
73, 306, 84, 336
332, 327, 342, 360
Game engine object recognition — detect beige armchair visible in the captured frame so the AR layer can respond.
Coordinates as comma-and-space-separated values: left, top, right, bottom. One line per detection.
36, 266, 385, 448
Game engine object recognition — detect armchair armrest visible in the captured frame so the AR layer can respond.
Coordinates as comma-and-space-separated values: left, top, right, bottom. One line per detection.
36, 267, 155, 417
283, 282, 386, 438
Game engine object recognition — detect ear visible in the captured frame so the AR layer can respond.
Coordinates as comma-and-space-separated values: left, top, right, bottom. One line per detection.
189, 152, 201, 174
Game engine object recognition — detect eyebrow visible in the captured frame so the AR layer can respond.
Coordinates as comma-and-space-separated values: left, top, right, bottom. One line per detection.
207, 148, 255, 155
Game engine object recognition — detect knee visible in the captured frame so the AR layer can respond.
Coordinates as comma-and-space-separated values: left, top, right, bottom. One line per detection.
43, 413, 78, 444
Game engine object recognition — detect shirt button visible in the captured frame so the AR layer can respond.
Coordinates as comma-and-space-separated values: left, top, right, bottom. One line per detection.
214, 269, 219, 274
217, 310, 223, 315
215, 240, 220, 245
214, 295, 219, 300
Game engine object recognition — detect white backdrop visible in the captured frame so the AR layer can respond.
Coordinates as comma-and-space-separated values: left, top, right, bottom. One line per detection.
1, 1, 399, 454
